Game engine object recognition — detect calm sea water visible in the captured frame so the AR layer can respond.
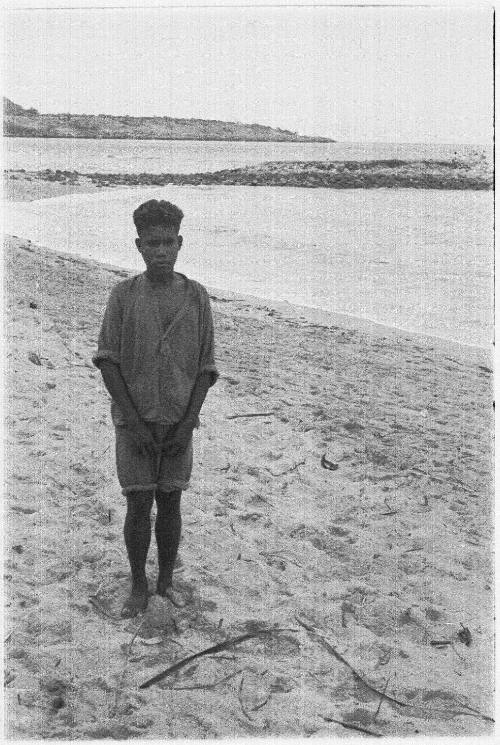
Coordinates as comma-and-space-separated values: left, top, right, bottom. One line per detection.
5, 184, 493, 347
4, 137, 490, 174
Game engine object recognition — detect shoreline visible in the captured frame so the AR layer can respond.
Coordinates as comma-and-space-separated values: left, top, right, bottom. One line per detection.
4, 135, 334, 143
5, 231, 491, 366
207, 287, 491, 361
3, 171, 492, 360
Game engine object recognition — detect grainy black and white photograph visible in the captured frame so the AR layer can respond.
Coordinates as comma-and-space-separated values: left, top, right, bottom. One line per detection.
2, 0, 495, 739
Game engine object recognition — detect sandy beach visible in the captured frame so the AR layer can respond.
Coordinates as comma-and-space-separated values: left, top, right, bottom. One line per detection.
3, 177, 495, 738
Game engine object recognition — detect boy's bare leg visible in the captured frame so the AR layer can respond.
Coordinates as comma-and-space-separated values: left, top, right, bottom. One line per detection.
122, 490, 154, 618
155, 489, 185, 606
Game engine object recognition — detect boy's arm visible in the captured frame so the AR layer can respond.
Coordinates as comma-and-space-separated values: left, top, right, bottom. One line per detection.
165, 293, 218, 457
98, 361, 158, 456
165, 371, 213, 457
93, 285, 156, 455
183, 371, 213, 427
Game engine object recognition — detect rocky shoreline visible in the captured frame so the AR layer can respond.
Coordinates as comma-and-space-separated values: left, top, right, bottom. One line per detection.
6, 157, 492, 191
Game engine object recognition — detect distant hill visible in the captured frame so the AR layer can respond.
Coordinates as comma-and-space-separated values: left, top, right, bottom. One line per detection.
3, 98, 334, 142
4, 98, 40, 117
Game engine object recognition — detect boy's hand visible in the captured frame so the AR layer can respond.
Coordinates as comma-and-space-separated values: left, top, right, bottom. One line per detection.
125, 419, 158, 457
163, 420, 194, 458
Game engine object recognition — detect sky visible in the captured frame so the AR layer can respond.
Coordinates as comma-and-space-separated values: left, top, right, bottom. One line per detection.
3, 3, 494, 143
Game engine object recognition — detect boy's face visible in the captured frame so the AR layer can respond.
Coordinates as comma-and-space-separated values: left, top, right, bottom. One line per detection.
136, 224, 183, 280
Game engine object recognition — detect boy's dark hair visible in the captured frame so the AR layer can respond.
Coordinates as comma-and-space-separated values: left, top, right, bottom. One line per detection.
133, 199, 184, 234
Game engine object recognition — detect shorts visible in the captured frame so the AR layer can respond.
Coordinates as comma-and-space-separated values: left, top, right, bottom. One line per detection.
115, 422, 193, 496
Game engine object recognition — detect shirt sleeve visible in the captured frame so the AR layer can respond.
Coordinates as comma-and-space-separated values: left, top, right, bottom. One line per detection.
92, 284, 123, 368
198, 291, 219, 386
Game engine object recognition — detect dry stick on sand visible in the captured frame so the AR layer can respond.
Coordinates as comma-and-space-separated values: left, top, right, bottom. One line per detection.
237, 673, 272, 720
139, 628, 295, 690
226, 412, 274, 420
373, 675, 391, 722
409, 467, 477, 497
265, 460, 305, 476
381, 496, 397, 516
111, 618, 145, 718
172, 670, 242, 691
238, 675, 252, 720
450, 642, 466, 662
323, 717, 382, 738
296, 616, 494, 724
295, 615, 407, 708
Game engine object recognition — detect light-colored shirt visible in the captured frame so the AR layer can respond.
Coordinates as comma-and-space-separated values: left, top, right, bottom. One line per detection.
93, 272, 218, 426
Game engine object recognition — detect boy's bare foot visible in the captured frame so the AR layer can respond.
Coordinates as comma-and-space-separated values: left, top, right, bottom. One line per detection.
121, 584, 149, 618
156, 579, 186, 608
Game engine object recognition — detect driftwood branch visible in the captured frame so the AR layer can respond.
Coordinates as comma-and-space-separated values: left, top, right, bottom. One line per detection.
295, 615, 407, 707
459, 704, 494, 722
227, 412, 274, 420
171, 670, 242, 691
323, 717, 382, 737
126, 619, 146, 655
139, 628, 292, 690
373, 675, 391, 721
111, 618, 145, 717
265, 460, 305, 476
296, 615, 494, 724
408, 467, 478, 496
238, 675, 252, 720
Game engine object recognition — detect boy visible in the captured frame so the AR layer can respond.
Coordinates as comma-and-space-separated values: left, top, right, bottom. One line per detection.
93, 199, 218, 618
